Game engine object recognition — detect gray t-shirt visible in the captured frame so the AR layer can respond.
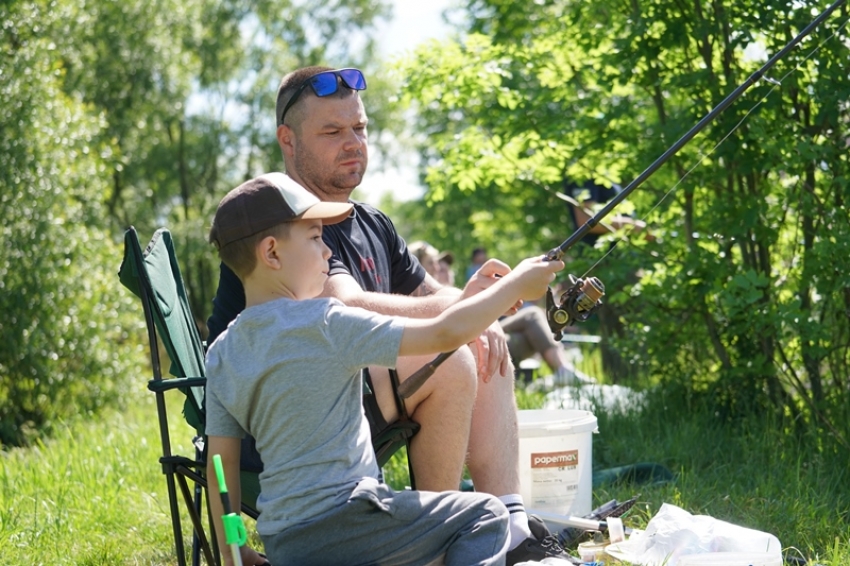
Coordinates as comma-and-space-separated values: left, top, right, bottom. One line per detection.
205, 297, 405, 536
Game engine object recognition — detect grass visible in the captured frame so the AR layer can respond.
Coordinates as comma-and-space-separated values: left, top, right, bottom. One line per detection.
0, 381, 259, 565
2, 362, 850, 564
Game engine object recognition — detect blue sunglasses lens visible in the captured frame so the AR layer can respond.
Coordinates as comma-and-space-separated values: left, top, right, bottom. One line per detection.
310, 69, 367, 96
337, 69, 367, 90
310, 72, 341, 97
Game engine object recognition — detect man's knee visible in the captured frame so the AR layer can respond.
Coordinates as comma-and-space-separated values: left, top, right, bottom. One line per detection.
407, 345, 478, 403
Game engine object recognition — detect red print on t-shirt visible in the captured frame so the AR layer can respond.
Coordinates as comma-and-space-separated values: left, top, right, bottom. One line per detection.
359, 256, 382, 285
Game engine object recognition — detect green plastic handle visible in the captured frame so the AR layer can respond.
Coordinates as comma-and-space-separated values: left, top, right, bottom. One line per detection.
212, 453, 247, 546
223, 512, 248, 546
213, 453, 229, 494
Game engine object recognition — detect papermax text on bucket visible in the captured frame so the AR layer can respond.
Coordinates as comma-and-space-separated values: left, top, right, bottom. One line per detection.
532, 450, 578, 468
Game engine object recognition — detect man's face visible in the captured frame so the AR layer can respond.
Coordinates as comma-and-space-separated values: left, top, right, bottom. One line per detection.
290, 94, 369, 202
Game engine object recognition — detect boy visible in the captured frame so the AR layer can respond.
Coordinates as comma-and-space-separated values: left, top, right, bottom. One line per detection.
205, 172, 565, 565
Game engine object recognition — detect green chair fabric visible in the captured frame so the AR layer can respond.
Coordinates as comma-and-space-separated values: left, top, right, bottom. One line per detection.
119, 227, 205, 432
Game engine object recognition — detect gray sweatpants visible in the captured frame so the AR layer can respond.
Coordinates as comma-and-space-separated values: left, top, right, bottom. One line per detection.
262, 477, 510, 566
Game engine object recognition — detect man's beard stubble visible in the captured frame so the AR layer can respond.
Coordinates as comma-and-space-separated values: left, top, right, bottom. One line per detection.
293, 146, 366, 200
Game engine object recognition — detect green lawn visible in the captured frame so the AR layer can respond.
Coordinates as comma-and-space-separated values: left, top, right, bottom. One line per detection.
2, 376, 848, 564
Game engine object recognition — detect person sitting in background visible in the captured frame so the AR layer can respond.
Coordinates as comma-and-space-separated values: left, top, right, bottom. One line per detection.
437, 250, 455, 287
466, 246, 488, 283
412, 241, 594, 387
408, 241, 455, 287
500, 305, 595, 387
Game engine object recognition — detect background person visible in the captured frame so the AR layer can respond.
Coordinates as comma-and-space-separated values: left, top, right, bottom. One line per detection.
500, 305, 594, 387
466, 246, 488, 283
409, 240, 455, 288
437, 250, 456, 286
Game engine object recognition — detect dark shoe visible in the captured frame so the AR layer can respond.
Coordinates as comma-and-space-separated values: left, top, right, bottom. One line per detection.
505, 515, 581, 565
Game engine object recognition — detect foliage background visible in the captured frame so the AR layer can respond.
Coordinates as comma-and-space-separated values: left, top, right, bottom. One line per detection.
387, 0, 850, 445
0, 0, 399, 445
3, 0, 850, 560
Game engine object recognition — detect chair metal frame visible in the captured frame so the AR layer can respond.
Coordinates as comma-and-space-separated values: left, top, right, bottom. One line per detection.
120, 226, 258, 566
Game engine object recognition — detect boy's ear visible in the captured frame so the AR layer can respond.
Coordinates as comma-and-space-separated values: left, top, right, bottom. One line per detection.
257, 236, 282, 270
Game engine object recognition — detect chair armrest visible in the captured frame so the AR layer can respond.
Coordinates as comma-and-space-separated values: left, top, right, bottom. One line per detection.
148, 377, 206, 393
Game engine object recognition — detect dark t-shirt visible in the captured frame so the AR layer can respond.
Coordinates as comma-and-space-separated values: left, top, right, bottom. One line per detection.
206, 200, 426, 344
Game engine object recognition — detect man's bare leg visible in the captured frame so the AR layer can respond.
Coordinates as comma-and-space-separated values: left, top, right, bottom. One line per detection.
369, 346, 478, 491
466, 360, 521, 496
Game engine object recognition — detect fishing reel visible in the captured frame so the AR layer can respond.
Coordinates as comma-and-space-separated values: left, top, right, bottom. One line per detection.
546, 274, 605, 340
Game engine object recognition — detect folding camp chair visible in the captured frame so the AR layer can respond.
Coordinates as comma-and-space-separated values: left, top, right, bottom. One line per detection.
119, 226, 260, 566
120, 226, 420, 565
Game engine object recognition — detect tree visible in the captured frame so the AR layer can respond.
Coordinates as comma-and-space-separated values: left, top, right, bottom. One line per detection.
0, 0, 396, 444
393, 0, 850, 438
0, 0, 145, 445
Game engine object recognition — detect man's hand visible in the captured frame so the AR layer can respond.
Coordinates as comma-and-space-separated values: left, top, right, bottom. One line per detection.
471, 320, 511, 382
462, 259, 523, 315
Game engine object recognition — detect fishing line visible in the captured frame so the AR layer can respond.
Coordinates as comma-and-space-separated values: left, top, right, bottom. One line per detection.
576, 10, 850, 280
400, 0, 849, 399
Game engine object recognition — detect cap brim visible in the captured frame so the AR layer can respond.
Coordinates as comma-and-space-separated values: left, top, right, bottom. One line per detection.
301, 201, 354, 225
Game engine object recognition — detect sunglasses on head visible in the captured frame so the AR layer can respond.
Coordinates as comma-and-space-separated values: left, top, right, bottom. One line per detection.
278, 68, 367, 125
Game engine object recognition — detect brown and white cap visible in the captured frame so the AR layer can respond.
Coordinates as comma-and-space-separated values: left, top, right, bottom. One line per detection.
209, 172, 353, 249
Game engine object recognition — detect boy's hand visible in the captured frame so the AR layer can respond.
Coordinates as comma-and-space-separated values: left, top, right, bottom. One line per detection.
237, 546, 271, 566
510, 256, 565, 300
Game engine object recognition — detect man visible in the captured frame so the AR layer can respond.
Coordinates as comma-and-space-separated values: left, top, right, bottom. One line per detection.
207, 66, 575, 564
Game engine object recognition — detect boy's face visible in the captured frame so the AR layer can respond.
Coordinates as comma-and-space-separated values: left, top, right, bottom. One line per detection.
277, 218, 333, 299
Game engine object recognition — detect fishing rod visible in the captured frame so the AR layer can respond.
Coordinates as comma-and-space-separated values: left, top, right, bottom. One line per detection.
545, 0, 847, 260
398, 0, 847, 400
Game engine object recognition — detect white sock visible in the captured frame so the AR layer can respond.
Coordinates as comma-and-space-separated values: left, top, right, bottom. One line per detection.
499, 494, 532, 550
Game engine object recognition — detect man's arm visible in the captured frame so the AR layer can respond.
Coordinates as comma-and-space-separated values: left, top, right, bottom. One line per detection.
322, 271, 459, 318
324, 260, 519, 380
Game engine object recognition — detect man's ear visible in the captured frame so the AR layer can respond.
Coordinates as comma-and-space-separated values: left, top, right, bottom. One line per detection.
277, 124, 295, 159
257, 236, 282, 270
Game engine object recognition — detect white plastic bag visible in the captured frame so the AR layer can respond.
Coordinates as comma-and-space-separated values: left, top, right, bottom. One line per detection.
605, 503, 782, 566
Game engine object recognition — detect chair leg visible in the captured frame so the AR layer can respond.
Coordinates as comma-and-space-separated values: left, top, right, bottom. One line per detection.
192, 480, 203, 566
207, 491, 222, 566
165, 472, 187, 566
176, 472, 216, 565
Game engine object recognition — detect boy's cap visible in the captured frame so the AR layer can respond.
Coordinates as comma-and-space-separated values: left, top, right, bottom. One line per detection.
210, 172, 353, 249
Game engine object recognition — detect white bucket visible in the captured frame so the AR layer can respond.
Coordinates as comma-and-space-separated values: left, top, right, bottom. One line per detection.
517, 409, 597, 517
677, 552, 782, 566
